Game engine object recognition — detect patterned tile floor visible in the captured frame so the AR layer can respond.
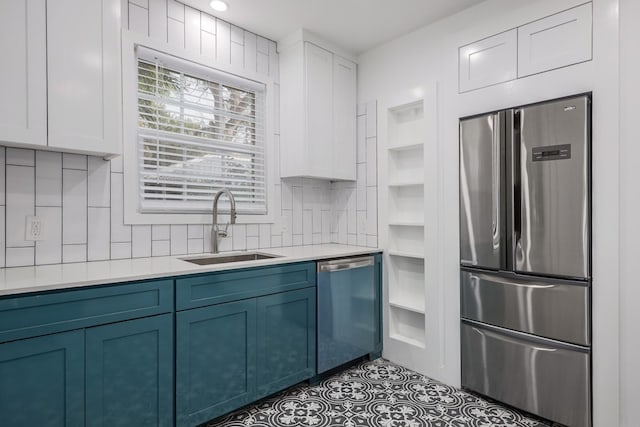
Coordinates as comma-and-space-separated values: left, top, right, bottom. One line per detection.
207, 358, 551, 427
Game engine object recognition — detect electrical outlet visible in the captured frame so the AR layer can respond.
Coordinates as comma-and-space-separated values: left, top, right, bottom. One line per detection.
25, 216, 45, 241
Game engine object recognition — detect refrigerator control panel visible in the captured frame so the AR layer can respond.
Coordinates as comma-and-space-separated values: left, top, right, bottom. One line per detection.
532, 144, 571, 162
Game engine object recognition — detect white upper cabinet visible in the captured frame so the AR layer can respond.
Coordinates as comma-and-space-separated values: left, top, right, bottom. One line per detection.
518, 3, 593, 78
47, 0, 122, 157
459, 30, 518, 93
332, 56, 357, 181
0, 0, 121, 157
280, 31, 357, 180
0, 1, 47, 147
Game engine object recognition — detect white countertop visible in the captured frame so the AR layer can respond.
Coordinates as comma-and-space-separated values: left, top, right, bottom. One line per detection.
0, 244, 382, 297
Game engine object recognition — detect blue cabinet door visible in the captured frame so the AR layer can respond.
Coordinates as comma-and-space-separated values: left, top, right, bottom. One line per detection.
0, 330, 84, 427
85, 314, 174, 427
256, 287, 316, 399
176, 299, 257, 427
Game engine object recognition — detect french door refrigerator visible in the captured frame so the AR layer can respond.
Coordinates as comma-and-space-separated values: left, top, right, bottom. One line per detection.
459, 93, 591, 427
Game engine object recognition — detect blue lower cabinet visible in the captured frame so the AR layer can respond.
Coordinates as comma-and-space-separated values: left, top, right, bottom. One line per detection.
176, 299, 257, 427
0, 330, 85, 427
85, 314, 174, 427
256, 288, 316, 399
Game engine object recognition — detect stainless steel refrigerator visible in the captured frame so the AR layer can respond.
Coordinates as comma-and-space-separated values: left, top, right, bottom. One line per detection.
459, 94, 591, 427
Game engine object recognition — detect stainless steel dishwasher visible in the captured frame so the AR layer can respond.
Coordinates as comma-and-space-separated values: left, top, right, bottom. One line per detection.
317, 256, 376, 373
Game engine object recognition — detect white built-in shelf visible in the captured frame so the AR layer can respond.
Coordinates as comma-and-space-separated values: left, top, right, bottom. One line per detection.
389, 333, 427, 349
389, 298, 425, 314
388, 221, 424, 227
388, 180, 424, 187
387, 142, 424, 152
388, 250, 424, 260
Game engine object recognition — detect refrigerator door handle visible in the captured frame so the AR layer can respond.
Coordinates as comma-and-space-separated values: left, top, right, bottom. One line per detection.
491, 113, 501, 252
509, 109, 521, 269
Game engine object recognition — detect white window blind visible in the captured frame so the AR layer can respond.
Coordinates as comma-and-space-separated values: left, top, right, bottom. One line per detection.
136, 47, 267, 214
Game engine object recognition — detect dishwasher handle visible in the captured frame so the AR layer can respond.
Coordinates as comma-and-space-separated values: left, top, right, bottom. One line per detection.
317, 256, 375, 273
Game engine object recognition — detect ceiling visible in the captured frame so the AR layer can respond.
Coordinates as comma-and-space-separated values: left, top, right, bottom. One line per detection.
181, 0, 486, 55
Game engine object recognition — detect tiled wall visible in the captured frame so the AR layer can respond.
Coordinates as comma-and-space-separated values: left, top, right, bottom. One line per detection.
0, 0, 378, 268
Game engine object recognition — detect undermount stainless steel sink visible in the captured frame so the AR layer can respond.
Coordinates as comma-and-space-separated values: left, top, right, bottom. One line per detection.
180, 252, 281, 266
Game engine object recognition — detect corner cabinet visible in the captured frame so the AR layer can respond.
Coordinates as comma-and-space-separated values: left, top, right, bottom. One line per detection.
0, 0, 121, 157
280, 36, 356, 180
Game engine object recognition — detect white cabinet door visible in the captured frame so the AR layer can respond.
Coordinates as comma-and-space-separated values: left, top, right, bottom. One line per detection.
459, 30, 517, 93
0, 0, 47, 147
304, 42, 333, 178
332, 56, 356, 181
47, 0, 121, 157
518, 3, 592, 78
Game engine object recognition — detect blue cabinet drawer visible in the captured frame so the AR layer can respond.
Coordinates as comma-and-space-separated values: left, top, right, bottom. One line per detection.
0, 279, 173, 343
176, 262, 316, 310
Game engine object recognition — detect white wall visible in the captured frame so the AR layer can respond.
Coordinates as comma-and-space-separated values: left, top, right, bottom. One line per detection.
358, 0, 620, 425
618, 0, 639, 425
0, 0, 378, 267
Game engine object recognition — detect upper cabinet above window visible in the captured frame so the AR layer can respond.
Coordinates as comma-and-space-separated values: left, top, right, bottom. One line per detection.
0, 0, 122, 158
279, 30, 357, 181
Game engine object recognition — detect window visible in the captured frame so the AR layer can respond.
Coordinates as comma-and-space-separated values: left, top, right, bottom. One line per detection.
135, 47, 267, 215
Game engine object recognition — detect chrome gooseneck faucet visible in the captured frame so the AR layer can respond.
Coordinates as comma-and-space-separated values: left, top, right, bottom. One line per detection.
211, 188, 237, 253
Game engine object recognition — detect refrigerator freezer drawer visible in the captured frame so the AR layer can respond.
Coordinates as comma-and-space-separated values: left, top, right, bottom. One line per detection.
461, 270, 590, 345
461, 320, 591, 427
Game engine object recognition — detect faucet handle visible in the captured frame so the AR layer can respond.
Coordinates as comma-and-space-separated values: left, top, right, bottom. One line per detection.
217, 222, 231, 238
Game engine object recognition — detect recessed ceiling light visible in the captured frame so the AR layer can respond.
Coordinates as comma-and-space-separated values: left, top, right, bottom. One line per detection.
210, 0, 228, 12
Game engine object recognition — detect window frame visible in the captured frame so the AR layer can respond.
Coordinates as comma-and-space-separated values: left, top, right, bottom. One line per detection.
122, 31, 276, 225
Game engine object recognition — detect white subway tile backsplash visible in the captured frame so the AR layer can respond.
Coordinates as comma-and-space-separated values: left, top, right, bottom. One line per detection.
6, 247, 34, 267
246, 224, 259, 237
188, 238, 204, 254
366, 187, 378, 235
357, 163, 367, 211
148, 0, 168, 41
357, 116, 366, 163
259, 224, 270, 248
168, 18, 185, 49
366, 137, 377, 186
132, 225, 152, 258
216, 20, 231, 64
152, 224, 170, 240
188, 224, 204, 239
63, 244, 86, 263
152, 239, 170, 257
203, 225, 212, 252
129, 3, 150, 36
292, 235, 303, 246
367, 235, 378, 248
110, 242, 132, 260
366, 101, 377, 138
184, 7, 201, 53
292, 186, 303, 234
348, 234, 357, 246
313, 233, 322, 245
303, 210, 312, 245
35, 151, 62, 207
246, 236, 259, 250
110, 173, 131, 243
6, 165, 35, 248
6, 148, 35, 166
271, 234, 282, 248
0, 148, 5, 205
62, 153, 87, 170
167, 0, 184, 21
170, 225, 188, 255
244, 31, 257, 73
62, 169, 87, 245
87, 157, 110, 208
0, 208, 4, 267
35, 206, 62, 265
201, 12, 215, 33
88, 207, 110, 261
218, 231, 233, 252
232, 224, 246, 250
